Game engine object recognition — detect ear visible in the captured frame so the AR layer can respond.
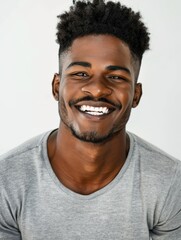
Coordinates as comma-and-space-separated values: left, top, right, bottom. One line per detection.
52, 73, 60, 101
132, 83, 142, 108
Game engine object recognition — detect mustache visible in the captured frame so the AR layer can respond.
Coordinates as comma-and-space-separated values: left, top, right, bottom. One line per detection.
69, 96, 122, 109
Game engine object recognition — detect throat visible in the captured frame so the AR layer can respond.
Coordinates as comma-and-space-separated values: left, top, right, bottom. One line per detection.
47, 128, 130, 195
51, 161, 122, 195
50, 150, 127, 195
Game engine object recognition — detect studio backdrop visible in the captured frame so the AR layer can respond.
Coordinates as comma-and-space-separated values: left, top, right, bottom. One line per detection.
0, 0, 180, 160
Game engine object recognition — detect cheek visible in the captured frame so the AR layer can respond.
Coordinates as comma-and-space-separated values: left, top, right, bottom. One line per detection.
59, 82, 71, 105
59, 84, 71, 115
115, 87, 134, 108
59, 82, 80, 118
60, 81, 80, 100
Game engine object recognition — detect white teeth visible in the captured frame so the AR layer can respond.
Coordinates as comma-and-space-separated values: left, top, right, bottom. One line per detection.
86, 111, 104, 116
79, 105, 109, 114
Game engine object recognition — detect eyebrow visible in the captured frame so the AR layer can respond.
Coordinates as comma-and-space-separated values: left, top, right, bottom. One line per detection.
66, 61, 130, 75
66, 61, 91, 69
106, 65, 131, 75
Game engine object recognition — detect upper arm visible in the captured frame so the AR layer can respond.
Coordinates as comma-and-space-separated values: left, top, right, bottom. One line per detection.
150, 162, 181, 239
0, 185, 21, 240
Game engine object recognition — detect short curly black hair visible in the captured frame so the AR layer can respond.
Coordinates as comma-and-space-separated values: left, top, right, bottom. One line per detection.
56, 0, 150, 62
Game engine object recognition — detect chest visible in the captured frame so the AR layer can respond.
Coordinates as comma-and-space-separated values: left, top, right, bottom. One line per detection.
18, 187, 150, 240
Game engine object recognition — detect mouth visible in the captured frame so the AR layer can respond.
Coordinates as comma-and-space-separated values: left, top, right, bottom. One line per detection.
75, 104, 115, 116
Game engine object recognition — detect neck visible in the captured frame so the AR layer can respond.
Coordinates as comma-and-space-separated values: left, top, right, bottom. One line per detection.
48, 123, 130, 195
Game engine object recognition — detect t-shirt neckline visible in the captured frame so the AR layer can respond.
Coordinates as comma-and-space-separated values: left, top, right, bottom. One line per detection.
42, 130, 135, 201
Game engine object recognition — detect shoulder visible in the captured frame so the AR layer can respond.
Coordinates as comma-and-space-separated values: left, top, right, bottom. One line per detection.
128, 133, 181, 226
129, 132, 181, 171
0, 130, 51, 179
0, 131, 49, 161
129, 132, 181, 196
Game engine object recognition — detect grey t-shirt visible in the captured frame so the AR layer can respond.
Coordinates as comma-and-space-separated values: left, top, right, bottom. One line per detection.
0, 131, 181, 240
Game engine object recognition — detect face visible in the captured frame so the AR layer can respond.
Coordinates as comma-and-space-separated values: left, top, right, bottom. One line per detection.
53, 35, 142, 143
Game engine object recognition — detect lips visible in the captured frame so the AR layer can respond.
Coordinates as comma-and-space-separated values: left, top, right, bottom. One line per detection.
79, 105, 109, 116
75, 101, 116, 116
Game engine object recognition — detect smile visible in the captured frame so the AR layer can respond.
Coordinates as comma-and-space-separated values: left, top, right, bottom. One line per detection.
76, 105, 114, 116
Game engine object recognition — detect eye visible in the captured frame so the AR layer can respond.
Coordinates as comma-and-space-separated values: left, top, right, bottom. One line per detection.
108, 75, 127, 81
69, 72, 90, 80
109, 75, 121, 79
72, 72, 88, 77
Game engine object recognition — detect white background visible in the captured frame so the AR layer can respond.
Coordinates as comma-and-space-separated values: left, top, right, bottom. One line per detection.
0, 0, 180, 160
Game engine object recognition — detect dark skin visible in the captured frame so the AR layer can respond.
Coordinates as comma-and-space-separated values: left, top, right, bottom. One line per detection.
48, 35, 142, 195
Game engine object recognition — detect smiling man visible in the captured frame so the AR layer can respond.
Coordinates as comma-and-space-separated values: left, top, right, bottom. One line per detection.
0, 0, 181, 240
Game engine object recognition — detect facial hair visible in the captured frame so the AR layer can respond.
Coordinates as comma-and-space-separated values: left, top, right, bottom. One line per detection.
59, 96, 131, 144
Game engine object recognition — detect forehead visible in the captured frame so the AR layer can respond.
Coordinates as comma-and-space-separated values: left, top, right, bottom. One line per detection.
73, 34, 130, 56
60, 34, 139, 80
62, 35, 131, 64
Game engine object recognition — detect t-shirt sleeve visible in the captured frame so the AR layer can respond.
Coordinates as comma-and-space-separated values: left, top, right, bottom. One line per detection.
0, 186, 21, 239
150, 161, 181, 239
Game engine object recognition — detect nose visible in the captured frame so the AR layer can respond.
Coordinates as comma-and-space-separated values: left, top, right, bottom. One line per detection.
81, 78, 112, 98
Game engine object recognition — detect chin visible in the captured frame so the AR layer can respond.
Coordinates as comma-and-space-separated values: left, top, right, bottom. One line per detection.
70, 124, 121, 144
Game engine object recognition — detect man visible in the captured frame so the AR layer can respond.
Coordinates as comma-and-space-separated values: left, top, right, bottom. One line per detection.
0, 0, 181, 239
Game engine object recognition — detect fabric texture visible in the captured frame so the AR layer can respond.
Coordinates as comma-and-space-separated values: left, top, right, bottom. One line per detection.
0, 130, 181, 240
